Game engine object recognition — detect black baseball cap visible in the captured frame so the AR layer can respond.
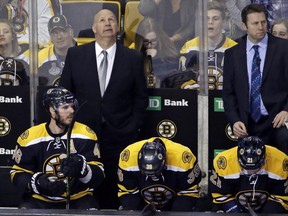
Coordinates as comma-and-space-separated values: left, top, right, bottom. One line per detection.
48, 14, 71, 33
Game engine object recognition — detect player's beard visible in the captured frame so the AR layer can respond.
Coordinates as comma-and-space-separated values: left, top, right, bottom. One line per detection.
54, 113, 72, 129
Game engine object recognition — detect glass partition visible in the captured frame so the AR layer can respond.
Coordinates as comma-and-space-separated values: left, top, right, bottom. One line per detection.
2, 0, 288, 209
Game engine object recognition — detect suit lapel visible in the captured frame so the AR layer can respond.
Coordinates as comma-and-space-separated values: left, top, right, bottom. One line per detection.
87, 42, 102, 97
262, 35, 275, 82
237, 37, 249, 93
104, 44, 122, 94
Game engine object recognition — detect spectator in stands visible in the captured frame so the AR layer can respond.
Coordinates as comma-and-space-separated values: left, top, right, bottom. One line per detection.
59, 9, 148, 209
271, 18, 288, 39
138, 0, 197, 50
223, 0, 250, 39
0, 1, 15, 20
37, 14, 75, 86
222, 3, 288, 155
251, 0, 288, 31
10, 87, 105, 209
118, 137, 202, 211
210, 136, 288, 213
180, 1, 237, 90
0, 19, 29, 86
8, 0, 62, 53
134, 17, 179, 88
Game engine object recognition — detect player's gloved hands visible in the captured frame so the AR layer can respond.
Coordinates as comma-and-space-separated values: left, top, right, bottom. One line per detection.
60, 154, 88, 178
30, 172, 66, 197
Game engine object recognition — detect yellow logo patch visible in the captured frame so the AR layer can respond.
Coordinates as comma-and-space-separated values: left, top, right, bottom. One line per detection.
217, 156, 227, 170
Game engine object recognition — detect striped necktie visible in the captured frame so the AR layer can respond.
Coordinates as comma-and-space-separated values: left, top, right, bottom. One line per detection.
250, 45, 261, 122
99, 50, 108, 96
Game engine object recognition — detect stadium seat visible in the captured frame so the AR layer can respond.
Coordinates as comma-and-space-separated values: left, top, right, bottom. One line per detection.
61, 0, 121, 45
123, 1, 143, 47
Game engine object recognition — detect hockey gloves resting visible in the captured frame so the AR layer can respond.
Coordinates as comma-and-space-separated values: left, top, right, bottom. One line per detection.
60, 154, 89, 179
30, 172, 66, 197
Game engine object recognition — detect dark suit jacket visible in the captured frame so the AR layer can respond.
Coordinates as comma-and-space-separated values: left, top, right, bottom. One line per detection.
59, 42, 148, 148
223, 34, 288, 127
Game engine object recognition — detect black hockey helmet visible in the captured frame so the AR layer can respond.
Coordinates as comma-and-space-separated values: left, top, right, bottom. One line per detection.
138, 138, 166, 176
237, 136, 266, 170
43, 87, 78, 112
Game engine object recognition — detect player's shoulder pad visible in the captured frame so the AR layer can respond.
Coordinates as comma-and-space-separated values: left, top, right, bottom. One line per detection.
71, 122, 97, 141
162, 138, 197, 170
213, 147, 241, 177
17, 123, 47, 147
119, 140, 144, 170
265, 145, 288, 178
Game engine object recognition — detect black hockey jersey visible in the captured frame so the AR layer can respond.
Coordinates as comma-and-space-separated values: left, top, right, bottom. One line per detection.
118, 137, 202, 211
210, 145, 288, 213
10, 122, 104, 203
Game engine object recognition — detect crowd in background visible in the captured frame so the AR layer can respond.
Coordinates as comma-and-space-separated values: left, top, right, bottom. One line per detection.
1, 0, 288, 89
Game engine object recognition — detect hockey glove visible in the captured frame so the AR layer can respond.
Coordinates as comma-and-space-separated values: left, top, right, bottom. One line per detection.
60, 154, 89, 178
30, 172, 66, 197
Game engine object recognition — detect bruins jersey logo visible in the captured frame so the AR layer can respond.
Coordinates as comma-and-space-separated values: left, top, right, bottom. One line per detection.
44, 154, 65, 179
20, 130, 29, 140
236, 190, 269, 211
121, 149, 130, 162
207, 66, 223, 90
217, 156, 227, 170
86, 126, 95, 134
182, 151, 192, 163
141, 184, 175, 207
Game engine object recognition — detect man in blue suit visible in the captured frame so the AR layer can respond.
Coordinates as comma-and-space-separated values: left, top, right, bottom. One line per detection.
59, 9, 148, 209
223, 3, 288, 155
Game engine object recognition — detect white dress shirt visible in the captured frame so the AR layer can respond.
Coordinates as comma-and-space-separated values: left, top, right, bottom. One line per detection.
95, 42, 116, 91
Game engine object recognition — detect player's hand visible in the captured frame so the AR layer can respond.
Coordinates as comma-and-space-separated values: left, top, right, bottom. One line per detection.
232, 121, 248, 138
146, 48, 157, 58
60, 154, 88, 178
30, 172, 66, 197
272, 110, 288, 128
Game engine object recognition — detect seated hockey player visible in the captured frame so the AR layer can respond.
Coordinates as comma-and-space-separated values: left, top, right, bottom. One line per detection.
10, 87, 105, 209
117, 137, 202, 211
210, 136, 288, 213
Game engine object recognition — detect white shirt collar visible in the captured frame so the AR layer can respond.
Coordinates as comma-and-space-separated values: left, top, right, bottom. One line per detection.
247, 33, 268, 51
95, 42, 116, 58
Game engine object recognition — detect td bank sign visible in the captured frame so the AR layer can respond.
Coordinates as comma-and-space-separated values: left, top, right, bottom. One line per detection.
214, 97, 224, 112
147, 96, 189, 111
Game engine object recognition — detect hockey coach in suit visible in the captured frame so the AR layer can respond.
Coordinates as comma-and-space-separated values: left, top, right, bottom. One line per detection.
59, 9, 148, 209
223, 3, 288, 154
